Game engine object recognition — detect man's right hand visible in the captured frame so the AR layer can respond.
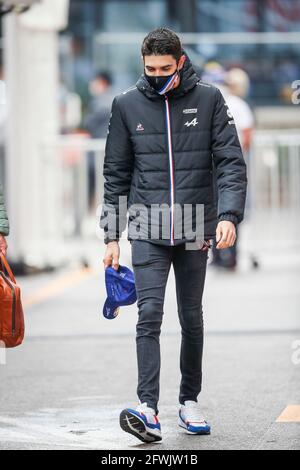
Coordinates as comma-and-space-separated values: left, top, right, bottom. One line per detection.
103, 241, 120, 270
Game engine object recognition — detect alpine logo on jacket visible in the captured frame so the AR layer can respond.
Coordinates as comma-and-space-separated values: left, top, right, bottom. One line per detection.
184, 117, 198, 127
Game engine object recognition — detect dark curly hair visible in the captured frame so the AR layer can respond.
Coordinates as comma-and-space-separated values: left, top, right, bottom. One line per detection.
141, 27, 183, 62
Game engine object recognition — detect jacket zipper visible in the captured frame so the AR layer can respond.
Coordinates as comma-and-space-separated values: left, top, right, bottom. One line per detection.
164, 95, 175, 246
0, 271, 16, 335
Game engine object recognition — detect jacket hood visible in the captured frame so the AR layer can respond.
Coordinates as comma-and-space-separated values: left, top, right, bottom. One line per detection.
136, 48, 199, 100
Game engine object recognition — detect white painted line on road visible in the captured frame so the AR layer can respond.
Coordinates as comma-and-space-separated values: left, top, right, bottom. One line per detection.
276, 405, 300, 423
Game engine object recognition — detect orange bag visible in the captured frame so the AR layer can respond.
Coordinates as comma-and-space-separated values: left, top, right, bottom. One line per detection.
0, 253, 25, 348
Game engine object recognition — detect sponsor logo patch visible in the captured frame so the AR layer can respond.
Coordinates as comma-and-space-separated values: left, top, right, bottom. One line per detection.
183, 108, 198, 114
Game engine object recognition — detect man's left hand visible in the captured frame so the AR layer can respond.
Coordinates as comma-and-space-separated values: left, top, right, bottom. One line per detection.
216, 221, 236, 249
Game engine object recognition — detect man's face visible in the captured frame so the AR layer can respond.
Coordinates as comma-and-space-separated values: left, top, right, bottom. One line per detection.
143, 54, 185, 76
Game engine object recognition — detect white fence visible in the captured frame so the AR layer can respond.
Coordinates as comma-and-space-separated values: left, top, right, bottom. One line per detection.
43, 130, 300, 234
251, 130, 300, 211
40, 136, 106, 240
34, 130, 300, 265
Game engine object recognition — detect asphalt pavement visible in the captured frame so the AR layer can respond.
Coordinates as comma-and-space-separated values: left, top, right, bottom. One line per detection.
0, 220, 299, 450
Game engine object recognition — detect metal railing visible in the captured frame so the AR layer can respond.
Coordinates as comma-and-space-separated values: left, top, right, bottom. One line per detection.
42, 130, 300, 242
40, 136, 106, 240
251, 130, 300, 211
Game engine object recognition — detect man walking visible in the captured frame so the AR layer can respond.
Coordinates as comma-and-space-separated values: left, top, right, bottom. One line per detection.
100, 28, 247, 443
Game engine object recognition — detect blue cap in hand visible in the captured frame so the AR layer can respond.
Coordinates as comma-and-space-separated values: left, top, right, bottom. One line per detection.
103, 265, 137, 319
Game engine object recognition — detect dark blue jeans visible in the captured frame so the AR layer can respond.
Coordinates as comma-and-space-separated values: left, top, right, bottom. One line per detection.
130, 239, 209, 415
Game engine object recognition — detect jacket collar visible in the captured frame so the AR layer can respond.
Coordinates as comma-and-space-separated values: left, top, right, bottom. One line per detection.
136, 49, 199, 100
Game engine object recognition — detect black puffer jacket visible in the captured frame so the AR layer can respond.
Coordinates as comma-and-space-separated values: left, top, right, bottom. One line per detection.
100, 50, 247, 246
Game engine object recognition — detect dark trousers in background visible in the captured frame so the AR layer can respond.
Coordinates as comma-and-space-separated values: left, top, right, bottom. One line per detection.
130, 239, 209, 415
212, 224, 239, 269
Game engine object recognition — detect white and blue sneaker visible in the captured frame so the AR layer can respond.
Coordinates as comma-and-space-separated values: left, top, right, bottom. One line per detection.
119, 401, 162, 443
178, 400, 211, 435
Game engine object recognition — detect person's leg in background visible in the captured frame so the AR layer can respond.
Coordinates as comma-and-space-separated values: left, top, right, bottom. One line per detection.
172, 243, 209, 405
87, 150, 96, 209
132, 239, 172, 415
211, 226, 238, 270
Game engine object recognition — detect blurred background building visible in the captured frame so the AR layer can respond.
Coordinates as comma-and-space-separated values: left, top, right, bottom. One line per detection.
0, 0, 299, 270
60, 0, 300, 110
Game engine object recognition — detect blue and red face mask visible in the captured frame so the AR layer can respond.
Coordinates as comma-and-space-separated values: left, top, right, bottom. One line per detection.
144, 64, 182, 95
